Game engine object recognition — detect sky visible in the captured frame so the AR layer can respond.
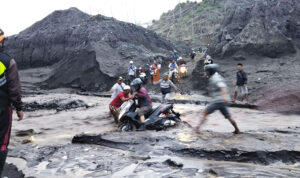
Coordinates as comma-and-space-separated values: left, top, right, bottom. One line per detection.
0, 0, 202, 36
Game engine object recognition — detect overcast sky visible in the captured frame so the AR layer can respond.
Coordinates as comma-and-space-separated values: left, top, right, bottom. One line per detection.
1, 0, 202, 36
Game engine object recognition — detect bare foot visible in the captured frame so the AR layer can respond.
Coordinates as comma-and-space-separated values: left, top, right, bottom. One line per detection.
232, 130, 240, 134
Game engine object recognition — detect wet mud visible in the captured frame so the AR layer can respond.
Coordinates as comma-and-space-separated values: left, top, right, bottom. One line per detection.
5, 94, 300, 177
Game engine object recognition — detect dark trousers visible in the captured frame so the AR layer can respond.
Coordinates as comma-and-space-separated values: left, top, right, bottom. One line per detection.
0, 107, 12, 175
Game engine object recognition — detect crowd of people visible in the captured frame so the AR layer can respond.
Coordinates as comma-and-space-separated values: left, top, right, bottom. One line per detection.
108, 51, 249, 135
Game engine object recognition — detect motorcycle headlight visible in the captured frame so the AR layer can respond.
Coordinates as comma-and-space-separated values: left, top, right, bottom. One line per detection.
180, 67, 186, 73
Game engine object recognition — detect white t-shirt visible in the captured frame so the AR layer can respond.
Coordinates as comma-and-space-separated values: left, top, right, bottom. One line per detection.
128, 65, 136, 76
111, 83, 126, 99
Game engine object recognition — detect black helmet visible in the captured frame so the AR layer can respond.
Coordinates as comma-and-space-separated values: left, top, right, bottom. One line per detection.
130, 78, 143, 86
204, 64, 219, 76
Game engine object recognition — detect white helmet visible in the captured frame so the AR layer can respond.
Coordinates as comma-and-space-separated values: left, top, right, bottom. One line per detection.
129, 61, 133, 64
123, 85, 131, 90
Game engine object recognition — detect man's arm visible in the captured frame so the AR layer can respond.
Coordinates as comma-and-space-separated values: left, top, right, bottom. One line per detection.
6, 59, 23, 120
109, 84, 116, 93
120, 96, 131, 102
220, 87, 229, 103
153, 79, 161, 85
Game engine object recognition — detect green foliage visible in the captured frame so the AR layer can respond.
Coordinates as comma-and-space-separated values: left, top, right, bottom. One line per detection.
195, 0, 221, 13
175, 2, 187, 9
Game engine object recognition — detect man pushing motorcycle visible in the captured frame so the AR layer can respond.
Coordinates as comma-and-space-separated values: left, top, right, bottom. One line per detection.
168, 59, 178, 82
131, 78, 152, 131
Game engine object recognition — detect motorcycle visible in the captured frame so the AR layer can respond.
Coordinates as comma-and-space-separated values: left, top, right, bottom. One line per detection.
139, 71, 147, 84
169, 69, 179, 84
118, 100, 180, 131
179, 64, 188, 78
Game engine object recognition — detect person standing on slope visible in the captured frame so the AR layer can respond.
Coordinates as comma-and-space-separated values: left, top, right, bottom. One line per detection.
232, 63, 248, 104
127, 61, 136, 85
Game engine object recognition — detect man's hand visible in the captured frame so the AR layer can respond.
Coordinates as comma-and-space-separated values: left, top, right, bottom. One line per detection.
131, 93, 137, 99
223, 98, 230, 103
243, 84, 247, 87
17, 110, 24, 121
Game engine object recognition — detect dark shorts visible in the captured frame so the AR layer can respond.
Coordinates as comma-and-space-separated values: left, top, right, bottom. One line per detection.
137, 104, 153, 116
205, 102, 231, 119
128, 75, 135, 82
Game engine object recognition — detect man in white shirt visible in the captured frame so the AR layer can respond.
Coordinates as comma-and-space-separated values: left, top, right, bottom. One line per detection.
110, 77, 126, 99
127, 61, 136, 84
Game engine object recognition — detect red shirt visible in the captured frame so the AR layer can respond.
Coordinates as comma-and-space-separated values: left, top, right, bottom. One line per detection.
109, 92, 129, 108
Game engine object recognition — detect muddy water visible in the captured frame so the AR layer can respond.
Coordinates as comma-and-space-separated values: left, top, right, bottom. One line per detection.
7, 93, 300, 177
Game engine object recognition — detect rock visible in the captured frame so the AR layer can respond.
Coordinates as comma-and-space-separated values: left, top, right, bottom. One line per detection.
253, 83, 300, 114
163, 159, 183, 168
23, 98, 88, 112
72, 127, 300, 165
150, 0, 300, 58
21, 136, 35, 144
1, 163, 25, 178
208, 0, 300, 58
149, 1, 226, 48
16, 129, 34, 137
5, 7, 190, 92
225, 34, 233, 41
208, 168, 218, 176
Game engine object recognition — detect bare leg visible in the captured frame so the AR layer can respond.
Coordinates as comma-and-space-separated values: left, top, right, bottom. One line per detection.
227, 117, 240, 134
232, 92, 238, 103
140, 115, 145, 123
244, 94, 248, 104
194, 111, 209, 132
136, 115, 146, 131
110, 107, 119, 124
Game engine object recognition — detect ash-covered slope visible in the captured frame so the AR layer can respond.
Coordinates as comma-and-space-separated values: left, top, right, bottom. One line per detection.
208, 0, 300, 58
5, 8, 189, 91
150, 0, 300, 59
149, 0, 225, 48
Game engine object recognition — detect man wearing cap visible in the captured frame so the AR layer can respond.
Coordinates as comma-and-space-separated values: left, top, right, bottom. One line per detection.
110, 77, 126, 99
109, 85, 132, 124
0, 28, 24, 175
127, 61, 136, 85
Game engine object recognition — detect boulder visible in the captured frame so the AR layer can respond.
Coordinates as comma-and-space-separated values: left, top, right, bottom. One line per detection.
208, 0, 300, 58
